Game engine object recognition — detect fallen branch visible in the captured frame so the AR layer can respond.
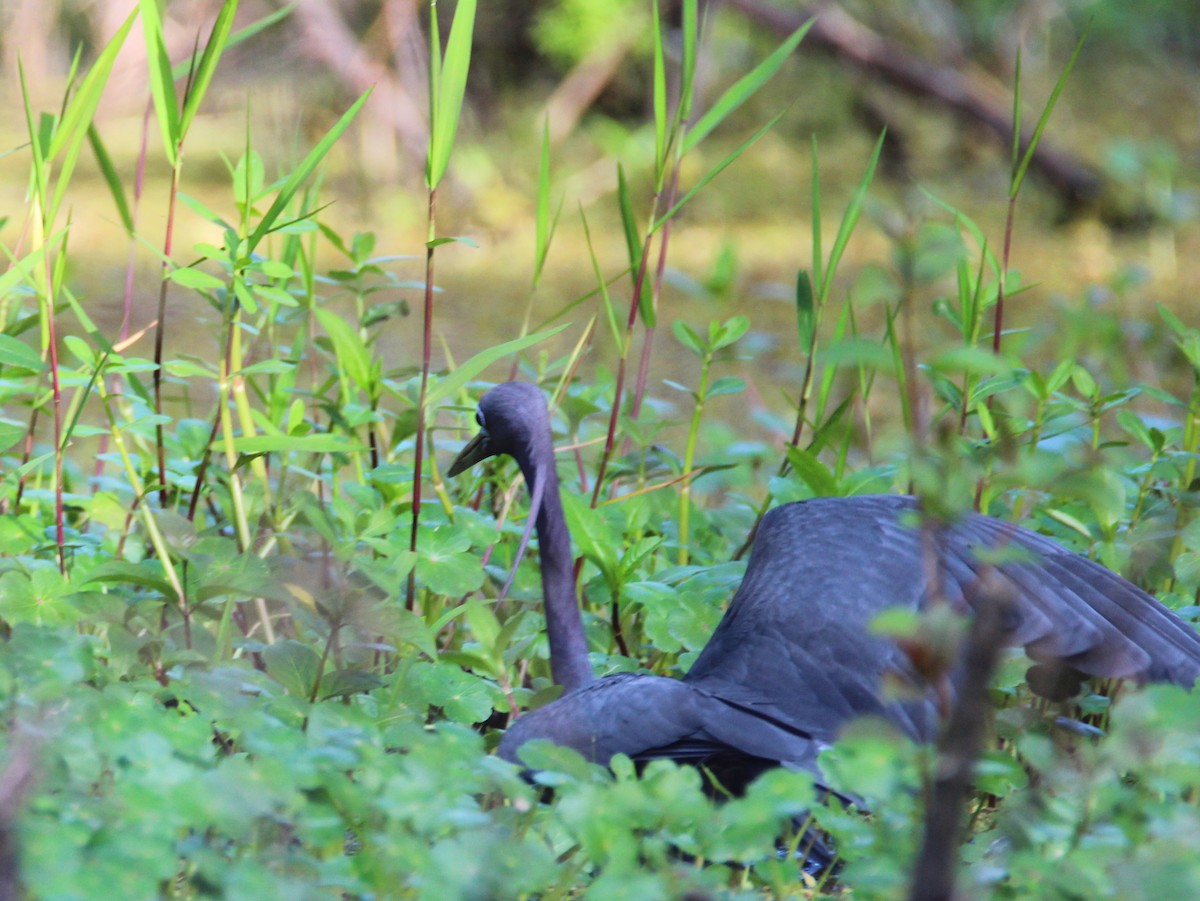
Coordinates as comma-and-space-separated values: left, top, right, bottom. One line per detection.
726, 0, 1103, 207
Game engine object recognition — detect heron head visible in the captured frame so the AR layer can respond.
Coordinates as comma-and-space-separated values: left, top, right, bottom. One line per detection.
448, 382, 551, 476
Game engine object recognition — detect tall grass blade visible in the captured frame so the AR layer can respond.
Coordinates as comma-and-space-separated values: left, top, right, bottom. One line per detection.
678, 0, 697, 123
682, 20, 811, 155
180, 0, 238, 134
820, 131, 884, 299
247, 88, 372, 251
138, 0, 181, 165
1010, 24, 1089, 197
171, 3, 296, 81
654, 111, 785, 230
427, 0, 476, 189
810, 136, 823, 294
580, 208, 624, 350
533, 117, 559, 286
87, 126, 133, 233
45, 11, 138, 224
425, 324, 570, 409
652, 0, 667, 175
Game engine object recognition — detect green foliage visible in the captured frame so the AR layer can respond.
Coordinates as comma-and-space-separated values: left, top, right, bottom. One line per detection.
0, 3, 1198, 899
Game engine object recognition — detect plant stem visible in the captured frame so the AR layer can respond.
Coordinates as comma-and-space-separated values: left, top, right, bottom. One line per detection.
153, 152, 184, 507
408, 186, 438, 609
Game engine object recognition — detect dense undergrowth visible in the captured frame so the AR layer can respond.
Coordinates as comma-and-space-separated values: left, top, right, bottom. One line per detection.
2, 2, 1200, 899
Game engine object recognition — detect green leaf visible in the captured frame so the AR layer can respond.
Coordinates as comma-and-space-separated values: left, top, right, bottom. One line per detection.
795, 269, 815, 350
87, 125, 133, 233
713, 315, 749, 349
138, 0, 181, 165
212, 434, 365, 454
0, 569, 78, 626
616, 163, 642, 276
1010, 23, 1089, 197
562, 493, 619, 585
424, 323, 570, 409
262, 639, 321, 698
0, 335, 44, 372
651, 0, 667, 174
784, 445, 838, 497
464, 600, 501, 653
314, 307, 373, 388
415, 527, 485, 597
180, 0, 239, 135
320, 668, 383, 700
0, 421, 24, 452
168, 267, 225, 291
580, 207, 624, 350
672, 321, 706, 357
46, 10, 139, 223
682, 20, 811, 155
820, 130, 885, 300
533, 116, 559, 285
654, 111, 785, 231
247, 88, 372, 252
708, 376, 745, 398
427, 0, 476, 189
408, 661, 494, 724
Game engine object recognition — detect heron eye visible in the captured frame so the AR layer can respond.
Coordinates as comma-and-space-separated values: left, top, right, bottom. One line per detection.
475, 409, 485, 428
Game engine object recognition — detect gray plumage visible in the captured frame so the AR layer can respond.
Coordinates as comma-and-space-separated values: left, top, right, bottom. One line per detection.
451, 382, 1200, 790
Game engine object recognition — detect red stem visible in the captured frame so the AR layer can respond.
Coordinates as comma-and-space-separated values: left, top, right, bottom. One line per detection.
407, 186, 438, 609
153, 153, 184, 507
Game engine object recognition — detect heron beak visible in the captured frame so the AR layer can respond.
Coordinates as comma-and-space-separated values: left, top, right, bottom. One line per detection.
447, 429, 491, 477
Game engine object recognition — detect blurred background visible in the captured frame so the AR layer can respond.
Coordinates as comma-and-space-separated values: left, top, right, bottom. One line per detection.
1, 0, 1198, 431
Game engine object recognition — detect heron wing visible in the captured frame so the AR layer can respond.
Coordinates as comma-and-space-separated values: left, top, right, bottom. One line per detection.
684, 495, 1200, 742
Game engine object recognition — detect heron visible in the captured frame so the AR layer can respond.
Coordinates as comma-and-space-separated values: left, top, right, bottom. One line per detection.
448, 381, 1200, 795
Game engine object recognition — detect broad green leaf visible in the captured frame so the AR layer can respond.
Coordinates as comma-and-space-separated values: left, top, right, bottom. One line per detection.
408, 661, 494, 724
713, 315, 749, 349
464, 600, 501, 654
168, 267, 225, 291
682, 20, 811, 155
672, 321, 705, 357
0, 421, 23, 452
0, 335, 44, 371
784, 445, 838, 497
263, 639, 321, 698
708, 376, 745, 398
562, 492, 619, 584
320, 668, 383, 700
415, 528, 484, 597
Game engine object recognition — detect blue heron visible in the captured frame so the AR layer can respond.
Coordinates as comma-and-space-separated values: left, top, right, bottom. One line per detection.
449, 381, 1200, 793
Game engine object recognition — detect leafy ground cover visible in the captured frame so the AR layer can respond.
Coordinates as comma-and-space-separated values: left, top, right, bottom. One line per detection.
2, 2, 1200, 899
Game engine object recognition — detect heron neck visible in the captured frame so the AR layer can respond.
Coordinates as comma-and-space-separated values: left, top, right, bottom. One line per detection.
521, 453, 593, 693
